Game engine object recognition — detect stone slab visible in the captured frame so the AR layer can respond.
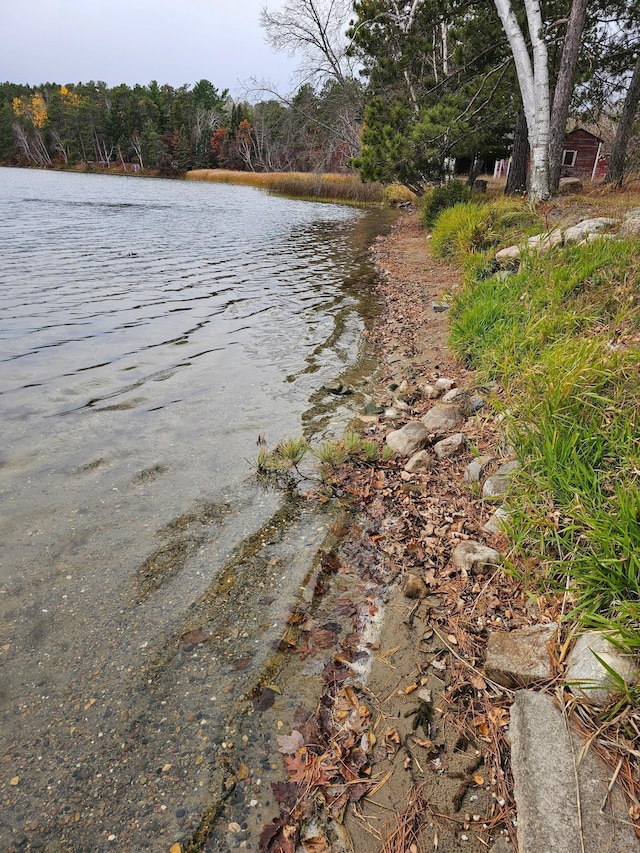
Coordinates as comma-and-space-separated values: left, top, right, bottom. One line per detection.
510, 690, 640, 853
485, 623, 557, 688
565, 632, 638, 706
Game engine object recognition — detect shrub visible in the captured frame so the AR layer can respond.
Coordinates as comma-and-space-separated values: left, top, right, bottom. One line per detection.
420, 180, 471, 227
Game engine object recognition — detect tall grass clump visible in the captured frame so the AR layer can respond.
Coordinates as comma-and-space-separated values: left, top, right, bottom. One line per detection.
430, 198, 541, 267
186, 169, 388, 205
450, 232, 640, 648
420, 180, 471, 227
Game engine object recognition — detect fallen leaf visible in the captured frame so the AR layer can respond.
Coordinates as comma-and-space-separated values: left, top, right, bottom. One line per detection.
237, 762, 249, 781
181, 628, 209, 645
473, 775, 485, 786
170, 844, 182, 853
277, 731, 305, 754
284, 751, 309, 783
302, 835, 329, 852
470, 674, 487, 690
489, 707, 510, 727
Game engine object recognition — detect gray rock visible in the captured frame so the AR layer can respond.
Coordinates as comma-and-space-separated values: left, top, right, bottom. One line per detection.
385, 421, 430, 456
619, 216, 640, 238
526, 229, 563, 251
485, 623, 557, 688
510, 690, 640, 853
451, 541, 501, 575
557, 176, 583, 194
363, 401, 385, 415
565, 632, 638, 706
433, 432, 466, 459
623, 206, 640, 220
495, 244, 521, 264
434, 377, 455, 392
483, 506, 510, 534
441, 387, 465, 403
323, 381, 352, 395
469, 395, 486, 412
404, 450, 435, 473
464, 455, 493, 482
490, 839, 515, 853
420, 383, 441, 400
563, 217, 617, 245
432, 302, 450, 312
483, 460, 521, 498
383, 407, 402, 419
421, 404, 464, 437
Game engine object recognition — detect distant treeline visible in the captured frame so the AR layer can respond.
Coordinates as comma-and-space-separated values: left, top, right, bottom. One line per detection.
0, 79, 362, 174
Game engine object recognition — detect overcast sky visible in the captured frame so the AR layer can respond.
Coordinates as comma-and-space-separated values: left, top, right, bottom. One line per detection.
0, 0, 299, 98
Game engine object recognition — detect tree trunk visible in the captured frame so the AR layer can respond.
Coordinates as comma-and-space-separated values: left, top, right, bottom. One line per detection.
506, 107, 529, 194
604, 53, 640, 187
493, 0, 550, 201
548, 0, 588, 191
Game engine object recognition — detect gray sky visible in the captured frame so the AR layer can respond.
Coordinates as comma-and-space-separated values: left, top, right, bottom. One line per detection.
0, 0, 299, 98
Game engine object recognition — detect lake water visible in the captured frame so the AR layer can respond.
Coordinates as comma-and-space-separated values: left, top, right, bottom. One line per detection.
0, 167, 396, 851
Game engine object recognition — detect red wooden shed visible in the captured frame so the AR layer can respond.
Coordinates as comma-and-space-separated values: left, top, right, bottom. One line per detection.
561, 128, 607, 180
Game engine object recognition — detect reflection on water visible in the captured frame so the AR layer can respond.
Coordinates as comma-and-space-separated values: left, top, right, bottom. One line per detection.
0, 167, 396, 851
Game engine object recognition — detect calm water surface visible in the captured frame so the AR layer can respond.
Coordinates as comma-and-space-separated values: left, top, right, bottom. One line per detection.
0, 168, 396, 851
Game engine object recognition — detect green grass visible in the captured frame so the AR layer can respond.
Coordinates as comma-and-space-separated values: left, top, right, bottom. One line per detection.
441, 198, 640, 652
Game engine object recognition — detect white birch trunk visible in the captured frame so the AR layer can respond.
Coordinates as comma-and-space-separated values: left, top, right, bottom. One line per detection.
493, 0, 550, 201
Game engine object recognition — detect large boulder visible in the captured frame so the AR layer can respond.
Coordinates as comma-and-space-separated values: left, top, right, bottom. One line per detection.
557, 176, 583, 194
619, 216, 640, 238
385, 421, 430, 456
563, 217, 617, 245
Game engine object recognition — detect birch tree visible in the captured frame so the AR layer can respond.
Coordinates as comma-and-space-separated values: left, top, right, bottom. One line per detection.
493, 0, 551, 200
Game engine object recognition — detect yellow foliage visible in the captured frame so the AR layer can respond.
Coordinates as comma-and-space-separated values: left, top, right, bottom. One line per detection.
60, 86, 81, 107
31, 93, 48, 127
12, 92, 48, 127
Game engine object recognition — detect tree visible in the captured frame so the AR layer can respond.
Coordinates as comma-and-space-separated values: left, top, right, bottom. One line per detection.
605, 53, 640, 185
493, 0, 551, 200
350, 0, 514, 193
548, 0, 588, 190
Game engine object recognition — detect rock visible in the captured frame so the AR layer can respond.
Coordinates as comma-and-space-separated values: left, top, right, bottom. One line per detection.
404, 450, 435, 473
624, 206, 640, 219
495, 244, 521, 264
393, 398, 410, 411
557, 176, 583, 194
383, 407, 402, 419
403, 574, 428, 599
451, 541, 501, 576
483, 506, 510, 534
385, 421, 430, 456
363, 401, 385, 415
421, 404, 464, 437
441, 387, 465, 403
510, 690, 640, 853
433, 432, 466, 459
482, 460, 521, 498
469, 395, 485, 412
526, 229, 563, 252
432, 302, 450, 312
323, 381, 352, 395
420, 383, 441, 400
490, 839, 515, 853
564, 632, 638, 706
619, 216, 640, 238
464, 455, 493, 482
485, 623, 557, 688
434, 377, 455, 392
397, 379, 410, 393
563, 217, 617, 245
